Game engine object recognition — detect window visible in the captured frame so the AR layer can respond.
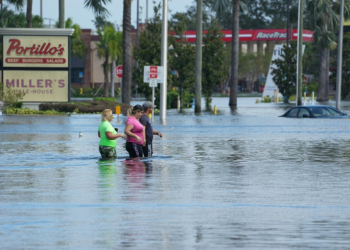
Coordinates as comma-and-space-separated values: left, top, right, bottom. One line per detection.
298, 108, 309, 118
326, 107, 343, 116
310, 107, 326, 117
287, 108, 298, 117
71, 68, 84, 84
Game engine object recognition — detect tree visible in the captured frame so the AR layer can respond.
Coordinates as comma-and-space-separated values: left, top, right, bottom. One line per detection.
122, 0, 133, 104
133, 3, 163, 101
26, 0, 32, 27
84, 0, 112, 18
211, 0, 240, 107
96, 25, 121, 97
331, 32, 350, 99
271, 42, 298, 103
55, 18, 87, 58
59, 0, 64, 28
169, 13, 196, 108
239, 52, 270, 93
0, 82, 26, 112
306, 0, 350, 101
202, 18, 229, 108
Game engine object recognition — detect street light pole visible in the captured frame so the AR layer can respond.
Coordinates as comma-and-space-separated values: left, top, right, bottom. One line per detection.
160, 0, 168, 120
336, 0, 344, 110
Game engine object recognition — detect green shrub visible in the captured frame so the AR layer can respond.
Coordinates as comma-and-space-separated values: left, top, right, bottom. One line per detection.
167, 91, 179, 109
93, 97, 117, 102
261, 95, 272, 103
4, 108, 65, 115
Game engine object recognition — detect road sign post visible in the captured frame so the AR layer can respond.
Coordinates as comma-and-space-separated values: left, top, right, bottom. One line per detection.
149, 66, 158, 121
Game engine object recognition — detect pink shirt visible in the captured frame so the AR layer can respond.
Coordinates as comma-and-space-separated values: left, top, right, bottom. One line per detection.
126, 116, 144, 145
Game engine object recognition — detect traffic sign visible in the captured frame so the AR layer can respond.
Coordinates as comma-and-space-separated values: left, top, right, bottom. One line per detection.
303, 75, 307, 85
149, 79, 157, 87
143, 66, 164, 83
150, 66, 158, 79
115, 65, 123, 79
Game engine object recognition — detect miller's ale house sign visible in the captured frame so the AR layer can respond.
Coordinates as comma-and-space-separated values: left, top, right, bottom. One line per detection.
0, 28, 74, 103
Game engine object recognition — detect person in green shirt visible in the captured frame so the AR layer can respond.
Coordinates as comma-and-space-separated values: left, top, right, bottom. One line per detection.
98, 109, 125, 159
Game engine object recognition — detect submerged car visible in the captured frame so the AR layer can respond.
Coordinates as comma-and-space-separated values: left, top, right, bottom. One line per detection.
280, 105, 348, 118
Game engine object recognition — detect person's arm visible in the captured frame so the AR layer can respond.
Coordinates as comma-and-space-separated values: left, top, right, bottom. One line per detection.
98, 131, 101, 138
105, 131, 125, 140
153, 129, 162, 137
124, 124, 142, 142
143, 126, 146, 146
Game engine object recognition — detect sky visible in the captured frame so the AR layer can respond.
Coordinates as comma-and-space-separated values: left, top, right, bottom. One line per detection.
29, 0, 196, 30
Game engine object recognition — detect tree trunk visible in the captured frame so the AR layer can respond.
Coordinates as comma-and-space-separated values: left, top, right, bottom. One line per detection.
26, 0, 32, 28
103, 56, 109, 97
317, 48, 327, 101
122, 0, 132, 104
325, 49, 329, 100
59, 0, 65, 28
194, 0, 202, 113
229, 0, 239, 107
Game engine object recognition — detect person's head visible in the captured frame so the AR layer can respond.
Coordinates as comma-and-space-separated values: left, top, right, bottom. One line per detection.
127, 104, 144, 119
143, 101, 156, 113
101, 109, 113, 122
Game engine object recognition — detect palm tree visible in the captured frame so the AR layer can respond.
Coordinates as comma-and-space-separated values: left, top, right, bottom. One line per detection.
96, 25, 120, 97
55, 18, 87, 57
26, 0, 32, 27
84, 0, 111, 18
307, 0, 350, 101
212, 0, 239, 107
122, 0, 133, 104
59, 0, 64, 28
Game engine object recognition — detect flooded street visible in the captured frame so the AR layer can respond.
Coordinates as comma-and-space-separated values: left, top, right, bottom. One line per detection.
2, 97, 350, 249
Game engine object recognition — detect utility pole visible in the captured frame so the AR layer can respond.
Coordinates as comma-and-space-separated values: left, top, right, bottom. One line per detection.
160, 0, 168, 120
195, 0, 202, 113
296, 0, 303, 106
336, 0, 345, 110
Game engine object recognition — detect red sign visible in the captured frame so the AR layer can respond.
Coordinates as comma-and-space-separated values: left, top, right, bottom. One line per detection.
304, 76, 307, 85
150, 66, 158, 79
115, 65, 123, 79
179, 29, 314, 43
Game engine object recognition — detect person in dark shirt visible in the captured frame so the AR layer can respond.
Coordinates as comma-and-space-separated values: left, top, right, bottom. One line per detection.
139, 101, 163, 157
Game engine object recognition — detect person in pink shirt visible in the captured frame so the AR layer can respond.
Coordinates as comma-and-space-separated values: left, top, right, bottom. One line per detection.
124, 105, 145, 158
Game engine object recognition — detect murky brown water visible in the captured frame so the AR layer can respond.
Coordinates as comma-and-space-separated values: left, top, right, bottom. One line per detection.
2, 97, 350, 249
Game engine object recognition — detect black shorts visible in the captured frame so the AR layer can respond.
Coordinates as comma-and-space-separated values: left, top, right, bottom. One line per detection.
126, 142, 144, 158
142, 141, 153, 157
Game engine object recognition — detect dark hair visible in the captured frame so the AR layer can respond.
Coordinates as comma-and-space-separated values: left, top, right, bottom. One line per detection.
127, 104, 143, 116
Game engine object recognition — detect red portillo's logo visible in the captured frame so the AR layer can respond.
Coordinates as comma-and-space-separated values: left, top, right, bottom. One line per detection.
6, 39, 65, 56
5, 38, 66, 65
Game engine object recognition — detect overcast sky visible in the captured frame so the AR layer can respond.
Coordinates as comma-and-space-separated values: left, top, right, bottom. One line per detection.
30, 0, 196, 30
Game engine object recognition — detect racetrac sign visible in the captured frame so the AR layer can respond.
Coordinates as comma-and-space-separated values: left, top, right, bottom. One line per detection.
3, 36, 68, 68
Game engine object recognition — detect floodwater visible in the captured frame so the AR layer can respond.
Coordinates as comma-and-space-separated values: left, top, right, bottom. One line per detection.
2, 97, 350, 249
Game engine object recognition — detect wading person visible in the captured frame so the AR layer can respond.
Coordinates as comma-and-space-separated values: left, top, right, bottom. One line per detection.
124, 105, 145, 158
98, 109, 125, 159
139, 101, 163, 157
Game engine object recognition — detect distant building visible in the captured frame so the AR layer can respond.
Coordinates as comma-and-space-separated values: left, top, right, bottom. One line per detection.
72, 28, 314, 91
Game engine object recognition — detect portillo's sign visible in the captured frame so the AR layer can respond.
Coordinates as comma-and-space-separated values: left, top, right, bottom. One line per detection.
1, 28, 74, 103
3, 36, 68, 68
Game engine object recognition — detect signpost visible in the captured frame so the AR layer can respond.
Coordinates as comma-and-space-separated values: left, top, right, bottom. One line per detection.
115, 65, 123, 102
149, 66, 158, 121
